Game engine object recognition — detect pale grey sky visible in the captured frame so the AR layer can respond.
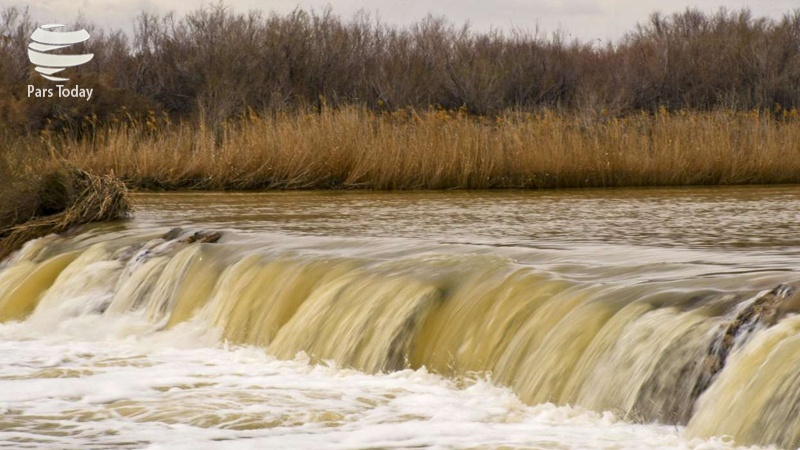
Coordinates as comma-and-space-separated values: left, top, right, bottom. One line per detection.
15, 0, 800, 43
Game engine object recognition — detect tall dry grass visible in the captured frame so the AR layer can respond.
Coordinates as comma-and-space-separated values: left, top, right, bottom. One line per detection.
49, 107, 800, 190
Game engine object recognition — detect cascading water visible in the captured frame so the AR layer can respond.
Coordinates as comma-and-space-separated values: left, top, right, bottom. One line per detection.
1, 189, 799, 449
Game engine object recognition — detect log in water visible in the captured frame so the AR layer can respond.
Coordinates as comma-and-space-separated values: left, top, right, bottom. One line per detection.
1, 187, 799, 449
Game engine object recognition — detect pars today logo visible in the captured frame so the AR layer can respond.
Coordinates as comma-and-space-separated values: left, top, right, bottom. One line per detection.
27, 24, 94, 101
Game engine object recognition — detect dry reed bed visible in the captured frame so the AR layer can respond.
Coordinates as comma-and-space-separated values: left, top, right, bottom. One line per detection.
53, 108, 800, 190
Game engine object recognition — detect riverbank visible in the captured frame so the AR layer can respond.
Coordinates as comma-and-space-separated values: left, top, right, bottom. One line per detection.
0, 162, 131, 261
13, 107, 800, 190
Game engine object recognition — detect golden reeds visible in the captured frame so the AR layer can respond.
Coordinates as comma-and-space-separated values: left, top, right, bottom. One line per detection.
1, 106, 797, 259
51, 107, 800, 190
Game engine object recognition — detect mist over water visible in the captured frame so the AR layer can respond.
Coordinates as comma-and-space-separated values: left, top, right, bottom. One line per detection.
1, 187, 799, 449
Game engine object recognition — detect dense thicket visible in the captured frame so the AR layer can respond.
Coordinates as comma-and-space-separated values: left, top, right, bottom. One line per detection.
1, 5, 799, 133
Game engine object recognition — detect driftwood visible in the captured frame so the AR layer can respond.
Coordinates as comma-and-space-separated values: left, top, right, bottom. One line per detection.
0, 167, 131, 261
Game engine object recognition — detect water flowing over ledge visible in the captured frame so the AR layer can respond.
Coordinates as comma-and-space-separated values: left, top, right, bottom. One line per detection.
1, 188, 799, 449
0, 230, 796, 447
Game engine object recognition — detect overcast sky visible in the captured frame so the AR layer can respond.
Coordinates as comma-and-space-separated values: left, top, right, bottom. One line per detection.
15, 0, 800, 43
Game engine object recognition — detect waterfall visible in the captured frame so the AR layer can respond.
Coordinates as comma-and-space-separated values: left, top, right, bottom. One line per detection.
2, 226, 798, 448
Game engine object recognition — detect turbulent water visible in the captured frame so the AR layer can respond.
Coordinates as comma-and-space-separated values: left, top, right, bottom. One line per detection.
2, 187, 800, 449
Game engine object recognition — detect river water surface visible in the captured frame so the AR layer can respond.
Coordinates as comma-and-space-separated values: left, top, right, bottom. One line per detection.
2, 187, 799, 449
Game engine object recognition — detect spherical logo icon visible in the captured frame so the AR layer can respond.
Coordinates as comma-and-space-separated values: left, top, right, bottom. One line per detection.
28, 24, 94, 82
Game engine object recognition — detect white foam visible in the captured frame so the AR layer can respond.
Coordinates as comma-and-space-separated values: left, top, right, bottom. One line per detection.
0, 315, 761, 450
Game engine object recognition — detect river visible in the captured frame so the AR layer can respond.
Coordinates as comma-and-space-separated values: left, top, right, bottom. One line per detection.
1, 187, 798, 449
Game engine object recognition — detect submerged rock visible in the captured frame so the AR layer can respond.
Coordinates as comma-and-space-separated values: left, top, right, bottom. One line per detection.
161, 227, 184, 241
691, 284, 800, 403
160, 228, 223, 245
181, 231, 223, 244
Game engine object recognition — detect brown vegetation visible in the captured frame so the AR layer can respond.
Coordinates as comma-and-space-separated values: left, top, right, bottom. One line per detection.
1, 5, 799, 194
22, 106, 800, 190
0, 163, 131, 261
1, 5, 799, 135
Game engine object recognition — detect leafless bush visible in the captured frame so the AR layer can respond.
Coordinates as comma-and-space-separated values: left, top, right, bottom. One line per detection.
0, 5, 798, 131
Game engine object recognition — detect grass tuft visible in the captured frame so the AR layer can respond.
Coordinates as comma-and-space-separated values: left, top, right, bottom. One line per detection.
0, 162, 131, 261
